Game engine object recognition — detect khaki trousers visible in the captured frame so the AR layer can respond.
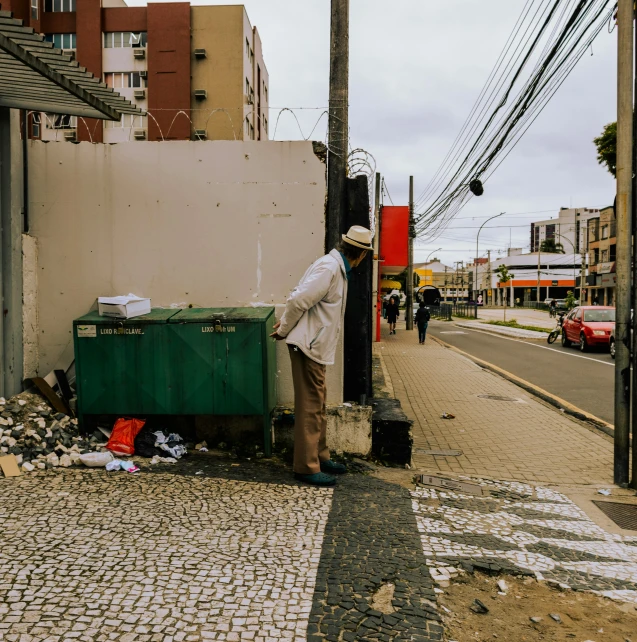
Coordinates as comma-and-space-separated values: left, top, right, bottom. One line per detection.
288, 345, 330, 474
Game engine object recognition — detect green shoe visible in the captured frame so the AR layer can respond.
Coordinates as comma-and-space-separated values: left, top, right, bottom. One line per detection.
294, 472, 336, 486
320, 460, 347, 475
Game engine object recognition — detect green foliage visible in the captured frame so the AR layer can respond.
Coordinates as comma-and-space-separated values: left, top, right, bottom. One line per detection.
539, 238, 565, 254
486, 320, 549, 334
593, 121, 617, 178
495, 264, 514, 284
565, 290, 577, 310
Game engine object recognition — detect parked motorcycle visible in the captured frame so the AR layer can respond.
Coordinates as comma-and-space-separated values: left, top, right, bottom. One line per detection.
547, 312, 566, 344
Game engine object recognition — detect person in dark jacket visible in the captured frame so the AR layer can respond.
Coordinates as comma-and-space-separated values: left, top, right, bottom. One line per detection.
415, 302, 431, 344
386, 296, 399, 335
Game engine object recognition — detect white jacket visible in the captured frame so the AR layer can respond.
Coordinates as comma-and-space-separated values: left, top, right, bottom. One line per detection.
278, 249, 348, 365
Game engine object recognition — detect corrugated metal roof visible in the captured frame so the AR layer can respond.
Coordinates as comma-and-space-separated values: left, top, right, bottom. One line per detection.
0, 10, 143, 121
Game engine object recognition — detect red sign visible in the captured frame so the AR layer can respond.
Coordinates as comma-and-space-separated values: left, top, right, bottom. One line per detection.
380, 206, 409, 270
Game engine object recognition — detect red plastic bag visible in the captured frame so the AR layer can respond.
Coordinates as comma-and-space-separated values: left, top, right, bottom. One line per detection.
106, 418, 146, 456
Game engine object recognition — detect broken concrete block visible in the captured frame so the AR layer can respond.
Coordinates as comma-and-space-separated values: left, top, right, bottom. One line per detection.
59, 454, 72, 468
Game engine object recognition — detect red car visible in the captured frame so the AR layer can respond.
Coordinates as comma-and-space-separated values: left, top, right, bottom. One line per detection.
561, 306, 615, 352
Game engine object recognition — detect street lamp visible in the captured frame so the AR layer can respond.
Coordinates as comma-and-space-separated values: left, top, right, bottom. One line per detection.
476, 212, 505, 304
553, 233, 578, 300
425, 248, 442, 262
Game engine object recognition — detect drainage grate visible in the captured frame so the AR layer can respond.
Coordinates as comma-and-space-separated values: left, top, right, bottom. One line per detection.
477, 394, 522, 402
416, 449, 463, 457
593, 501, 637, 531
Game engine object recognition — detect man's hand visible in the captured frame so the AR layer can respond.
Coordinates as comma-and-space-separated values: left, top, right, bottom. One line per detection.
270, 321, 285, 340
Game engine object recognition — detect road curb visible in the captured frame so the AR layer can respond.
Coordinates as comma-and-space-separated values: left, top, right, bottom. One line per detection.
454, 321, 549, 340
430, 334, 615, 439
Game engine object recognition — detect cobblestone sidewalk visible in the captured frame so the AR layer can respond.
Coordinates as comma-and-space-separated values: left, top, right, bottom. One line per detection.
0, 457, 444, 642
379, 321, 614, 485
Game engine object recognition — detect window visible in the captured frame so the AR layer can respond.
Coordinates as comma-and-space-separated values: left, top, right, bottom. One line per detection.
104, 72, 145, 89
44, 33, 76, 50
246, 38, 250, 57
601, 225, 609, 239
31, 113, 40, 138
45, 0, 76, 11
264, 84, 268, 102
250, 123, 254, 140
245, 117, 250, 138
46, 114, 77, 130
584, 309, 615, 322
263, 116, 268, 134
104, 114, 147, 129
31, 0, 39, 20
103, 32, 147, 48
601, 249, 608, 262
245, 78, 250, 96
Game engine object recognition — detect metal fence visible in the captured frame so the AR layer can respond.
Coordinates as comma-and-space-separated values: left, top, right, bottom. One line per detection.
427, 303, 477, 320
428, 304, 452, 321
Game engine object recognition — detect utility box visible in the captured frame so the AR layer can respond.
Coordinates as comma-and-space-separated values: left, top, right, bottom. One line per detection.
73, 307, 277, 453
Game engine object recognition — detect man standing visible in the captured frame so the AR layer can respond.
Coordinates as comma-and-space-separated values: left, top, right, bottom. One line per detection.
270, 226, 373, 486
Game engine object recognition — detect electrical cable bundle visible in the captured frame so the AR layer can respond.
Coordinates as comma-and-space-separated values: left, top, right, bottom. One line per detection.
415, 0, 616, 242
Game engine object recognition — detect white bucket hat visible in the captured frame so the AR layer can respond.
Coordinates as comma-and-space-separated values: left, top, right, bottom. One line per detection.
342, 225, 373, 250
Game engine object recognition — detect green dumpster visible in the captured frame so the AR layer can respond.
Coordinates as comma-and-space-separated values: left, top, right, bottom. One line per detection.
73, 307, 277, 454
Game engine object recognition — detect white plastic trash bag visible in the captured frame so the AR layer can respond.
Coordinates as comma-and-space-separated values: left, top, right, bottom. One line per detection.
80, 451, 114, 468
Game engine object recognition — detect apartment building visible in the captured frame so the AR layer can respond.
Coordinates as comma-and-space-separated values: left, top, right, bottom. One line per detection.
5, 0, 269, 143
586, 205, 616, 305
530, 207, 600, 254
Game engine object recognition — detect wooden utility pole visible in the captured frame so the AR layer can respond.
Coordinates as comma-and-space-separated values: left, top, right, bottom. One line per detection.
326, 0, 349, 251
406, 176, 414, 330
615, 0, 632, 486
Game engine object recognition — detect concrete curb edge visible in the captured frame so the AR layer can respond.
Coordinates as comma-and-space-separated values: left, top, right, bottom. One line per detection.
430, 335, 615, 440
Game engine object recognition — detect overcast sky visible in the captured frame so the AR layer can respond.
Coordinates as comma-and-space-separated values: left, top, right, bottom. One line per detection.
131, 0, 617, 267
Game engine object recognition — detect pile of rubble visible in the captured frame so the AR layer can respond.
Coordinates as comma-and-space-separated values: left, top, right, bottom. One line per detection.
0, 391, 105, 472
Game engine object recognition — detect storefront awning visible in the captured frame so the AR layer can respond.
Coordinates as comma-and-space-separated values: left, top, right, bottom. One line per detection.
0, 10, 142, 120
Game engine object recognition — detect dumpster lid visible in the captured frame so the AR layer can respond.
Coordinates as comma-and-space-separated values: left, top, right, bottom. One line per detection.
169, 307, 275, 323
74, 309, 181, 324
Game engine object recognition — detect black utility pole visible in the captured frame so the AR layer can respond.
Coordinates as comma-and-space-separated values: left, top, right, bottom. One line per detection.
326, 0, 349, 252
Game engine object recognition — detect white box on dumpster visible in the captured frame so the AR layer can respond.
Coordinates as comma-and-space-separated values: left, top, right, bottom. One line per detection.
98, 294, 151, 319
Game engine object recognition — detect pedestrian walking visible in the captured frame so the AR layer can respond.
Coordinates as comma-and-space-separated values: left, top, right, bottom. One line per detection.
270, 225, 373, 487
415, 301, 431, 344
386, 295, 399, 335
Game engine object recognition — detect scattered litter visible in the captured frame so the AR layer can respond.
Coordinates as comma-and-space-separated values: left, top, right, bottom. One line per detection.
105, 460, 123, 472
195, 441, 208, 451
597, 489, 612, 496
195, 470, 204, 475
404, 463, 411, 470
167, 433, 183, 443
160, 443, 187, 459
17, 400, 27, 406
496, 580, 508, 593
342, 402, 352, 407
97, 426, 113, 439
549, 613, 562, 623
153, 431, 168, 445
0, 454, 21, 477
80, 451, 114, 468
530, 616, 543, 624
119, 460, 140, 473
199, 447, 208, 452
149, 455, 177, 465
441, 412, 456, 419
231, 463, 240, 467
470, 599, 489, 614
152, 431, 187, 459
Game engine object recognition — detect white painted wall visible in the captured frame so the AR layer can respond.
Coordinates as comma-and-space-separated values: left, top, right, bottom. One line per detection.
28, 139, 339, 404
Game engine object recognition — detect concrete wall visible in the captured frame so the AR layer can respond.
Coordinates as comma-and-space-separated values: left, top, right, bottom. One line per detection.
27, 139, 340, 404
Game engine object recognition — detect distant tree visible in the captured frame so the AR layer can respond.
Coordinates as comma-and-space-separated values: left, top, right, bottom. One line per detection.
593, 121, 617, 178
565, 290, 577, 311
495, 265, 515, 322
539, 238, 565, 254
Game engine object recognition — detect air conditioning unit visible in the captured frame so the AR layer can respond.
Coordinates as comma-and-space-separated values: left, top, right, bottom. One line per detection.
194, 89, 207, 100
133, 48, 146, 59
133, 129, 147, 140
139, 71, 148, 79
194, 48, 207, 59
63, 131, 76, 141
194, 129, 207, 140
134, 89, 146, 99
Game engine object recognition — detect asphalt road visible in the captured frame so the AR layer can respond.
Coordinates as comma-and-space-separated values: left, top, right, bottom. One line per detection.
428, 320, 615, 425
